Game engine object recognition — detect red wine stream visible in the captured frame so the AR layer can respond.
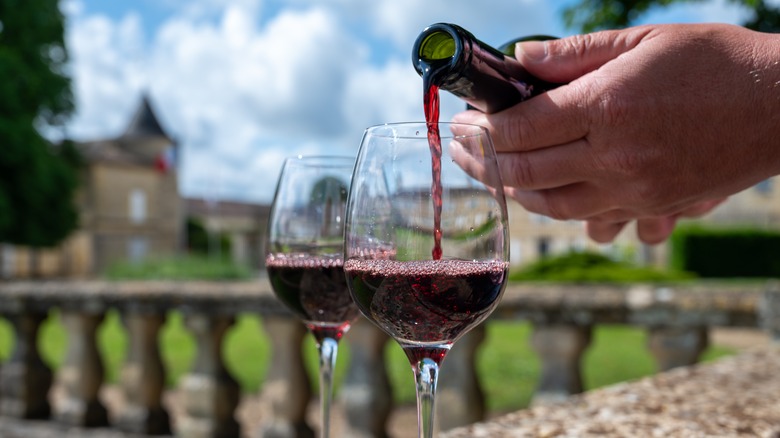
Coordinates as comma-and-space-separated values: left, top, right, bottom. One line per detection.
424, 72, 443, 260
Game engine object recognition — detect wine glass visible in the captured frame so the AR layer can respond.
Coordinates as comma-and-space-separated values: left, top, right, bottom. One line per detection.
344, 122, 509, 437
265, 155, 359, 438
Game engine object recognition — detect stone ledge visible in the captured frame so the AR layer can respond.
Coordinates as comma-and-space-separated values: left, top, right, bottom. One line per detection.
443, 345, 780, 437
0, 281, 770, 327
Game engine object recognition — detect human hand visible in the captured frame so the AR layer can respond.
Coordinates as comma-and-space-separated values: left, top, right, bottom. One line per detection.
452, 23, 780, 242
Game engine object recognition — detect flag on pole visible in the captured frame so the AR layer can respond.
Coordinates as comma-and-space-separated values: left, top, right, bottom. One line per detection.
155, 146, 176, 173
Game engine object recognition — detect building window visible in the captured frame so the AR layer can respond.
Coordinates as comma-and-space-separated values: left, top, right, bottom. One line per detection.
129, 189, 147, 224
128, 237, 148, 263
1, 244, 15, 279
510, 239, 522, 266
537, 237, 551, 258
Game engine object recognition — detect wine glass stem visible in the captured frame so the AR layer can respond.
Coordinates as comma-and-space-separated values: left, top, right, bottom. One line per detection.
317, 336, 339, 438
413, 357, 441, 438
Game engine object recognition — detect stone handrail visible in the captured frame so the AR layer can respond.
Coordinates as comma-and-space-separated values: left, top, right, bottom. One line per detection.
0, 279, 778, 437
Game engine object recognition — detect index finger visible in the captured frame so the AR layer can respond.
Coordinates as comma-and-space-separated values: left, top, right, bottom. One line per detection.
452, 85, 591, 152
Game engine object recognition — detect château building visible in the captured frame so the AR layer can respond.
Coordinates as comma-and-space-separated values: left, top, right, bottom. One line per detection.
2, 93, 777, 277
0, 95, 182, 278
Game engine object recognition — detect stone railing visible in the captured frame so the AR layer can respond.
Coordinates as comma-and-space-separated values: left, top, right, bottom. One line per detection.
0, 280, 778, 437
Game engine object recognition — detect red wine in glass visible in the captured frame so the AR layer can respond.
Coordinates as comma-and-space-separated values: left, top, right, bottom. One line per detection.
346, 122, 509, 438
344, 259, 507, 348
265, 155, 355, 438
266, 254, 360, 342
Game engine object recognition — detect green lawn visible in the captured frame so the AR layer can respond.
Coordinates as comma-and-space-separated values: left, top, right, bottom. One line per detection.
0, 312, 733, 413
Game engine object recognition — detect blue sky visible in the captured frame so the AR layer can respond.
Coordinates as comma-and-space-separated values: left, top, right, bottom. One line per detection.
59, 0, 755, 203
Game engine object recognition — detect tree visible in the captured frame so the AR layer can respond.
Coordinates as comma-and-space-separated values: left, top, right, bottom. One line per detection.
563, 0, 780, 33
309, 176, 349, 204
0, 0, 79, 248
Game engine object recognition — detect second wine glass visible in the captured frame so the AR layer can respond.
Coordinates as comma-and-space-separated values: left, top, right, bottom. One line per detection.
265, 155, 358, 438
344, 122, 509, 438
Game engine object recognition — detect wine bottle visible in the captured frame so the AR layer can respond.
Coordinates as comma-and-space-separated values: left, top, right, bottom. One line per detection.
412, 23, 559, 113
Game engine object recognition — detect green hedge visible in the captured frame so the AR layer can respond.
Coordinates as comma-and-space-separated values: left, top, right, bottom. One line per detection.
510, 251, 693, 283
186, 216, 231, 255
104, 255, 252, 280
670, 226, 780, 278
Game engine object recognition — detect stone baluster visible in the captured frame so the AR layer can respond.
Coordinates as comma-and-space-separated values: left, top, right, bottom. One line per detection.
438, 324, 486, 432
759, 280, 780, 342
176, 312, 241, 438
647, 326, 708, 371
529, 323, 592, 406
341, 317, 392, 438
55, 309, 109, 427
116, 307, 171, 435
0, 310, 52, 419
257, 315, 313, 438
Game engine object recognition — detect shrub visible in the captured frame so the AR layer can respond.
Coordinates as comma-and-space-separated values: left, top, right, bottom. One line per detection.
670, 226, 780, 278
509, 251, 694, 283
104, 255, 253, 280
186, 217, 231, 255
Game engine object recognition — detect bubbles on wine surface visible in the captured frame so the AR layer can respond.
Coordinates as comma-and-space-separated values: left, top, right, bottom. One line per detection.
344, 259, 507, 344
266, 253, 360, 326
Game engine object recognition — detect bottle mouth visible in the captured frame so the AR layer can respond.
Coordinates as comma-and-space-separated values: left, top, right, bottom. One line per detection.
418, 29, 456, 61
413, 23, 462, 73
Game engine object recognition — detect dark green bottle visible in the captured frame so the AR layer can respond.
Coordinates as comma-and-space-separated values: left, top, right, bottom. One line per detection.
412, 23, 558, 113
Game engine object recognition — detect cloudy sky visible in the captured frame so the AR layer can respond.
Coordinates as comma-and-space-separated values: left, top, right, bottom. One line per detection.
60, 0, 755, 204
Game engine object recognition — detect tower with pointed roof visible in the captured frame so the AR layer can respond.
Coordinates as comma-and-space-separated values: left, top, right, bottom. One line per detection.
62, 93, 183, 275
118, 94, 176, 166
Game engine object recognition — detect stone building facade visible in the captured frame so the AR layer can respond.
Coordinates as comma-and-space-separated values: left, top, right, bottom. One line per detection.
187, 177, 780, 272
184, 198, 270, 270
1, 95, 182, 278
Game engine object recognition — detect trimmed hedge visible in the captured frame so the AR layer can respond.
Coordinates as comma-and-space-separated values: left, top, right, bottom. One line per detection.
670, 226, 780, 278
186, 216, 231, 255
510, 251, 693, 283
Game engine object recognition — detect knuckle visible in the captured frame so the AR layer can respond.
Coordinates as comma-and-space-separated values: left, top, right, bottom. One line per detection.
561, 34, 593, 59
594, 86, 632, 129
607, 147, 644, 177
507, 153, 536, 188
495, 111, 537, 150
541, 190, 572, 221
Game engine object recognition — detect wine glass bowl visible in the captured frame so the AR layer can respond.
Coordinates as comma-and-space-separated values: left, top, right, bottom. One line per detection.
344, 122, 508, 437
265, 155, 357, 437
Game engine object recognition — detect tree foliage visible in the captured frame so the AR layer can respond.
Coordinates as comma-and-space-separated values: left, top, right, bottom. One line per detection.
0, 0, 79, 247
564, 0, 780, 32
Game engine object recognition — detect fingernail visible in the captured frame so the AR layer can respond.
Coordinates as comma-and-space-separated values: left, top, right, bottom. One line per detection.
516, 41, 546, 62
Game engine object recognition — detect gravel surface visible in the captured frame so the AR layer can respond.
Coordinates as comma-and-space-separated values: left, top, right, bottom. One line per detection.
444, 344, 780, 438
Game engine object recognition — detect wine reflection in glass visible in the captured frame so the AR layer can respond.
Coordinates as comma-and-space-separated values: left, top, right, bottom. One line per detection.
265, 155, 359, 438
344, 123, 509, 438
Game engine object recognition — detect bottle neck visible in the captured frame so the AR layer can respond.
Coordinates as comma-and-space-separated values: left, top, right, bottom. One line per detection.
413, 23, 558, 113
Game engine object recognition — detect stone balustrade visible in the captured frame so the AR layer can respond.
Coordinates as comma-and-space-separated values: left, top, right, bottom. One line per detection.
0, 279, 778, 437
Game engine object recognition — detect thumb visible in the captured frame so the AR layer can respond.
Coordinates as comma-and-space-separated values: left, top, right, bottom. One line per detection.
515, 27, 651, 83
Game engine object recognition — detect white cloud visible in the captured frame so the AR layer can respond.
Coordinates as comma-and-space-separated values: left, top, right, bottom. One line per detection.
65, 2, 376, 202
65, 11, 147, 139
65, 0, 757, 204
62, 1, 567, 203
